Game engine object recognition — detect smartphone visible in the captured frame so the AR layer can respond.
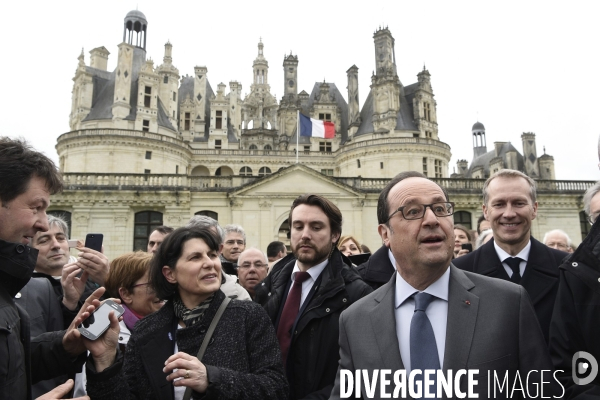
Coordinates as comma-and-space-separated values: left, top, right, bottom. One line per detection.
85, 233, 103, 252
461, 243, 473, 252
78, 299, 124, 341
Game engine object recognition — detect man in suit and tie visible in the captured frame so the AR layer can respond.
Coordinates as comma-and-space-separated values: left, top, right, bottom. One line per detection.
329, 171, 558, 399
452, 169, 567, 343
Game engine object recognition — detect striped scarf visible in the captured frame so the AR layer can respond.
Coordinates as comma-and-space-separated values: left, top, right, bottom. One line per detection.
172, 293, 215, 327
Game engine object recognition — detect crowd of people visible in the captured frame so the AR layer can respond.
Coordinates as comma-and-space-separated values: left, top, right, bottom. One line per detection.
1, 135, 600, 399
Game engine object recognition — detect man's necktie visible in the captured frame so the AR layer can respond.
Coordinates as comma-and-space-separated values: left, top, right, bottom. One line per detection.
277, 271, 310, 366
410, 292, 440, 398
504, 257, 523, 284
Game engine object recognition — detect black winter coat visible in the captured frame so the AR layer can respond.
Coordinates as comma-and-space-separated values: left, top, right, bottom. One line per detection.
549, 219, 600, 399
254, 248, 373, 400
0, 239, 84, 400
356, 245, 395, 290
87, 289, 288, 400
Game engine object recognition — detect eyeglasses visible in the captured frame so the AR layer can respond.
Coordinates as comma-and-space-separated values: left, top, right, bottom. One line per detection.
131, 282, 155, 293
238, 262, 267, 270
387, 202, 455, 222
589, 214, 598, 226
546, 242, 570, 250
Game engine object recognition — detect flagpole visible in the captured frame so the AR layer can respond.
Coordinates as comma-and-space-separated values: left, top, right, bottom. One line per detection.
296, 109, 299, 164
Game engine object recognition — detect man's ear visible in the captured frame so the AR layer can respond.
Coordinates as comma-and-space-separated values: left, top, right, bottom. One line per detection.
118, 287, 133, 305
378, 224, 391, 248
531, 201, 538, 220
162, 265, 177, 284
482, 203, 488, 220
331, 232, 340, 244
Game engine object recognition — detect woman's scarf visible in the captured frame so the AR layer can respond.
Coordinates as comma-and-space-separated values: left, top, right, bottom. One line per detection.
122, 304, 143, 331
172, 293, 215, 327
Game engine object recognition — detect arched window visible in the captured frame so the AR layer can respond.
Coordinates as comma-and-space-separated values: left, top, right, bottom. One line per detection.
215, 166, 233, 176
259, 167, 272, 176
48, 210, 72, 237
239, 166, 253, 176
133, 211, 163, 251
580, 211, 591, 241
249, 144, 258, 150
278, 219, 290, 249
264, 144, 272, 150
195, 210, 218, 221
453, 211, 472, 229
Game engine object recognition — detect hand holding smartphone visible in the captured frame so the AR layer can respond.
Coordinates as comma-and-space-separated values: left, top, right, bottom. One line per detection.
461, 243, 473, 252
78, 299, 124, 340
85, 233, 104, 252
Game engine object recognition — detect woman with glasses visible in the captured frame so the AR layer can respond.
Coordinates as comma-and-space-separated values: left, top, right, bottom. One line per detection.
103, 251, 164, 345
74, 252, 163, 396
85, 226, 288, 399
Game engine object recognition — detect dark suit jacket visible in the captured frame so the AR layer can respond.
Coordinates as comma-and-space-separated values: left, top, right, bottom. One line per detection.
356, 245, 395, 290
452, 237, 566, 343
330, 266, 559, 399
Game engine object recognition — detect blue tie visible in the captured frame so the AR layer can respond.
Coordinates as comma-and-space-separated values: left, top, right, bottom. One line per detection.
410, 292, 440, 398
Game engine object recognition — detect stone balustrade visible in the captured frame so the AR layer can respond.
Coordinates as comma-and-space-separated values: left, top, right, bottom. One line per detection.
61, 172, 595, 194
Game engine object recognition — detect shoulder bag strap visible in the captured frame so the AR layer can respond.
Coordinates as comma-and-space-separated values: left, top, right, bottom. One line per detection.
183, 296, 231, 400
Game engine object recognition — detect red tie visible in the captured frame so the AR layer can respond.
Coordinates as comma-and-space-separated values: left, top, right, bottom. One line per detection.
277, 271, 311, 366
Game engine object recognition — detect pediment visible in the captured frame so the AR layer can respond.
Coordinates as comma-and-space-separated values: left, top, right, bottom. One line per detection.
231, 165, 363, 199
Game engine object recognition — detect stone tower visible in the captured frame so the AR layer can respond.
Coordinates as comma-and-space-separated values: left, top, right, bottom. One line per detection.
472, 122, 487, 158
156, 41, 180, 126
283, 53, 298, 98
279, 53, 299, 136
346, 65, 360, 139
412, 66, 438, 140
112, 11, 148, 123
522, 132, 540, 178
370, 28, 401, 132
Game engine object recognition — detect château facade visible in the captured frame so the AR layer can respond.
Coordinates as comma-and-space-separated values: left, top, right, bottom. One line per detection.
52, 10, 593, 258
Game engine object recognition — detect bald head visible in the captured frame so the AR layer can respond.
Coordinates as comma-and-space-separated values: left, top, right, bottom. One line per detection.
237, 248, 269, 297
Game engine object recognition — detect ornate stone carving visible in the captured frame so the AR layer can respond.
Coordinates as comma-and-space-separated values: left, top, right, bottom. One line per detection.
259, 200, 272, 208
352, 199, 365, 208
230, 198, 243, 208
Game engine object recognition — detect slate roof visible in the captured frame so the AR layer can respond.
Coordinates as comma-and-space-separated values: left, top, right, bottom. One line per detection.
467, 142, 524, 177
355, 82, 418, 136
82, 47, 175, 131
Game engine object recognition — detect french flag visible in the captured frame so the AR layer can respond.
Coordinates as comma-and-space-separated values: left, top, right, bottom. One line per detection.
299, 113, 335, 138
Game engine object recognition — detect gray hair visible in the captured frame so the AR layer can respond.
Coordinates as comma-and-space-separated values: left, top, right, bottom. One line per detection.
542, 229, 572, 247
583, 181, 600, 216
47, 214, 69, 238
222, 224, 246, 243
187, 215, 224, 238
475, 228, 493, 249
482, 169, 537, 205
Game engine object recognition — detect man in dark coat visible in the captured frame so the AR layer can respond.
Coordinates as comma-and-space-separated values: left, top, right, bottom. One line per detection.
549, 185, 600, 398
452, 169, 567, 343
0, 137, 91, 399
255, 194, 372, 399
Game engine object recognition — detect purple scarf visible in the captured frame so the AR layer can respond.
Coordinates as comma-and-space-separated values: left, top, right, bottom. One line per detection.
122, 304, 141, 331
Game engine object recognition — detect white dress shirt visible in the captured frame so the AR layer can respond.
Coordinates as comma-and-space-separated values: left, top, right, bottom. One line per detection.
394, 266, 450, 372
289, 259, 328, 307
494, 240, 531, 278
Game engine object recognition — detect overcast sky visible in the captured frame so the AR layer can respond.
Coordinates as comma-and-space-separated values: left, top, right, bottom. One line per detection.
2, 1, 598, 181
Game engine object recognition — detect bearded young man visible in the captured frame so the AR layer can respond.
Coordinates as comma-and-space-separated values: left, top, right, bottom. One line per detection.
255, 194, 372, 400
